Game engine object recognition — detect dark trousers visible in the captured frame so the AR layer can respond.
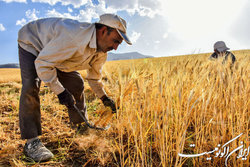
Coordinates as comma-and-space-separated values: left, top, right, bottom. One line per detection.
18, 46, 86, 139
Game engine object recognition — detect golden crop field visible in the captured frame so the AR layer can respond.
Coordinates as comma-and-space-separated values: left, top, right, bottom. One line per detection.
0, 50, 249, 167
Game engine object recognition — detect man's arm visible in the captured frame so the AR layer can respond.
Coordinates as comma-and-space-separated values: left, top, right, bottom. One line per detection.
85, 53, 117, 112
85, 54, 107, 98
230, 53, 236, 64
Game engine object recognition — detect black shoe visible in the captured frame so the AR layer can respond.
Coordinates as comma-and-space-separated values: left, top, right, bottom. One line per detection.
23, 139, 54, 162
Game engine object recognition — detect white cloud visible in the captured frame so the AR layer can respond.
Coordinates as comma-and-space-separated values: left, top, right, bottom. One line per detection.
26, 9, 39, 21
16, 3, 102, 26
31, 0, 89, 8
106, 0, 162, 18
13, 0, 163, 31
130, 31, 141, 43
45, 1, 115, 22
16, 18, 27, 26
154, 40, 160, 44
0, 23, 6, 31
46, 8, 99, 22
105, 0, 137, 10
163, 33, 168, 39
163, 28, 173, 39
230, 0, 250, 49
28, 0, 162, 18
46, 9, 69, 18
16, 9, 39, 26
67, 7, 73, 13
161, 0, 248, 40
93, 1, 117, 15
1, 0, 26, 3
46, 9, 77, 20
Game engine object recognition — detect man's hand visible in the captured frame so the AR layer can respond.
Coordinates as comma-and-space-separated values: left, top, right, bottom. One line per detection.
57, 89, 75, 107
100, 95, 116, 113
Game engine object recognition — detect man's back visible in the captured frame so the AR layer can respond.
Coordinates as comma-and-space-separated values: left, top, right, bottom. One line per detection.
18, 18, 92, 56
209, 51, 236, 65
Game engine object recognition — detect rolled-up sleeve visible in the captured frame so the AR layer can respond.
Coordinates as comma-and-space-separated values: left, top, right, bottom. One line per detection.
35, 37, 77, 95
86, 54, 107, 98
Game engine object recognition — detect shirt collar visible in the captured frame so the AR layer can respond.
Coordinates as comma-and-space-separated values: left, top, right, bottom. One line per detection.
89, 27, 97, 50
88, 25, 107, 57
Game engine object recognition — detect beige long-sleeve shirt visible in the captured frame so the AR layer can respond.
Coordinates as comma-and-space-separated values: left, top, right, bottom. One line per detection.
18, 17, 107, 98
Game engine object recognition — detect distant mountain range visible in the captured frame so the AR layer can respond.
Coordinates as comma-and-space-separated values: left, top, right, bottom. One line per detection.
0, 52, 153, 68
0, 63, 19, 68
107, 52, 153, 61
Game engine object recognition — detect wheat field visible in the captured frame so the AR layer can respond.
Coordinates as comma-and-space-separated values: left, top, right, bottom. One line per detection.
0, 50, 249, 167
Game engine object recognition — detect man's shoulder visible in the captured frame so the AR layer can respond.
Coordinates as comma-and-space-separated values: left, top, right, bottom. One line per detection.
27, 17, 64, 25
210, 52, 218, 58
54, 18, 94, 37
225, 51, 235, 57
32, 17, 92, 27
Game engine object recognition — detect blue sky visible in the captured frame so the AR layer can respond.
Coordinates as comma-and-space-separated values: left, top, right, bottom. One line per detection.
0, 0, 249, 64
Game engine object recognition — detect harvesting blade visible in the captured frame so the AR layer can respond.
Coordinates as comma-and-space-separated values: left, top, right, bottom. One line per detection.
70, 104, 111, 130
